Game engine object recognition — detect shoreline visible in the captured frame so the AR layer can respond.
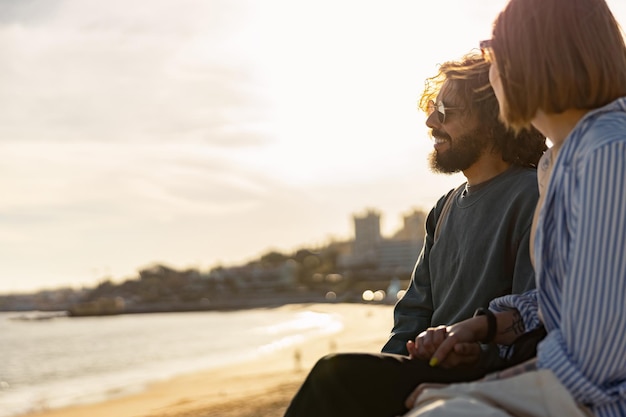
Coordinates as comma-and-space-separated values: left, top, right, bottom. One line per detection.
18, 302, 394, 417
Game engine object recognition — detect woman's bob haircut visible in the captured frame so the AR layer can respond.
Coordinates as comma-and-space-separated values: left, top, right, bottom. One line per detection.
491, 0, 626, 131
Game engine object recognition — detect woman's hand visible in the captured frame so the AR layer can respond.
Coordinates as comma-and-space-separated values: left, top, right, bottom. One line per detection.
406, 325, 448, 360
413, 316, 487, 367
406, 323, 482, 368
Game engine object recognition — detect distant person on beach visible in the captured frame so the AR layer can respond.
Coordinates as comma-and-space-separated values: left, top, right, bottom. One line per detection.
401, 0, 626, 416
282, 53, 547, 417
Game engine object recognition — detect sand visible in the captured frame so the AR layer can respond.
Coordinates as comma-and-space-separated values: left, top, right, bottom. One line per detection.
19, 302, 394, 417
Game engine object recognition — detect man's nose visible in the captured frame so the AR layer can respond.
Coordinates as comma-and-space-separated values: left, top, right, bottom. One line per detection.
425, 111, 440, 129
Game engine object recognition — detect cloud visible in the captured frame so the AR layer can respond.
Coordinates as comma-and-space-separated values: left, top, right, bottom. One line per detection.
0, 142, 275, 226
0, 0, 266, 146
3, 0, 571, 292
0, 0, 61, 25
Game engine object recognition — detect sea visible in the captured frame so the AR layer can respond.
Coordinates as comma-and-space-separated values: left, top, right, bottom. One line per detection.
0, 307, 344, 417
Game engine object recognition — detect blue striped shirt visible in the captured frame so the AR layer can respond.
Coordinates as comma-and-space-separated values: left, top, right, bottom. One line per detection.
490, 97, 626, 417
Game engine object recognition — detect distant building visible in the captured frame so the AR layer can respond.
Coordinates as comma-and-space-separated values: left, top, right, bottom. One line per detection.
392, 209, 427, 242
353, 209, 382, 261
377, 239, 422, 272
337, 207, 426, 275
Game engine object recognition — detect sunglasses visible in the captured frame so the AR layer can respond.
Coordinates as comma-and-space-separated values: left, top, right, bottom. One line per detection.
480, 39, 494, 63
427, 99, 463, 124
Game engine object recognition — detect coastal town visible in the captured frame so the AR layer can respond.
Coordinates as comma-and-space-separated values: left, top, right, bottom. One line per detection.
1, 207, 428, 315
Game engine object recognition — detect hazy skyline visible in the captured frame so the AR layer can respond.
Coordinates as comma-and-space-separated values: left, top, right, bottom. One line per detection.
3, 0, 626, 293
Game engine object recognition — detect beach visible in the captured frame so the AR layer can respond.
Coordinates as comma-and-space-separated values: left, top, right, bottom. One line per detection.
18, 302, 394, 417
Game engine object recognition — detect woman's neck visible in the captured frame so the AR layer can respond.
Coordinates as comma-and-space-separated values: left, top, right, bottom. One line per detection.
532, 109, 590, 152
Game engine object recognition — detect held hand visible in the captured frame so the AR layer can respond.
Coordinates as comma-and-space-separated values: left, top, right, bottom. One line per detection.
407, 325, 448, 360
441, 342, 481, 368
427, 317, 486, 367
407, 326, 481, 368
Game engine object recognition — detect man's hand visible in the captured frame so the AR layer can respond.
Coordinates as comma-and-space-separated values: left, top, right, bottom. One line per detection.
411, 317, 487, 367
406, 325, 448, 360
406, 324, 482, 368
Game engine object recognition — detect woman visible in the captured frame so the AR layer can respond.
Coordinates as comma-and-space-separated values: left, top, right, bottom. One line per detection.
404, 0, 626, 416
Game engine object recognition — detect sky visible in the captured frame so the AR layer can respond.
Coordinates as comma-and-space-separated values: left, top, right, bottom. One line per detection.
2, 0, 626, 294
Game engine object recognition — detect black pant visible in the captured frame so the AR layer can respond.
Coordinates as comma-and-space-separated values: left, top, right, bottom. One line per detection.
283, 352, 488, 417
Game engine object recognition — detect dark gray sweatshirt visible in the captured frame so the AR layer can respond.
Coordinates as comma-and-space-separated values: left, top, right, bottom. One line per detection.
382, 166, 538, 355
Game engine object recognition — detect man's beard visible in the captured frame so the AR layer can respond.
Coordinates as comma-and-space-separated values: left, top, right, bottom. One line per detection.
428, 128, 488, 174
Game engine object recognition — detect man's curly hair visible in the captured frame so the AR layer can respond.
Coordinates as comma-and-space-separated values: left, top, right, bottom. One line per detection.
418, 53, 547, 167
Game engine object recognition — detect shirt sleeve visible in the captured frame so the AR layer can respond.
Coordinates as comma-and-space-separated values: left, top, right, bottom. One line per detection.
489, 289, 541, 331
488, 290, 540, 359
537, 142, 626, 407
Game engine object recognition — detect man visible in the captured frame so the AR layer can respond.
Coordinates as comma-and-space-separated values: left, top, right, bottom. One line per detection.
383, 52, 545, 354
282, 53, 547, 417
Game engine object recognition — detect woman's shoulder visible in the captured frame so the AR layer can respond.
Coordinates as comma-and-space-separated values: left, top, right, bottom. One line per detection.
578, 100, 626, 147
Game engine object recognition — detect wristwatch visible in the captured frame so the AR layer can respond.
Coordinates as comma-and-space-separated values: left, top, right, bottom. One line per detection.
473, 307, 497, 344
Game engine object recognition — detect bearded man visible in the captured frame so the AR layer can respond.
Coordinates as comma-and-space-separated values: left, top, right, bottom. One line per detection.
282, 53, 547, 417
382, 53, 546, 354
